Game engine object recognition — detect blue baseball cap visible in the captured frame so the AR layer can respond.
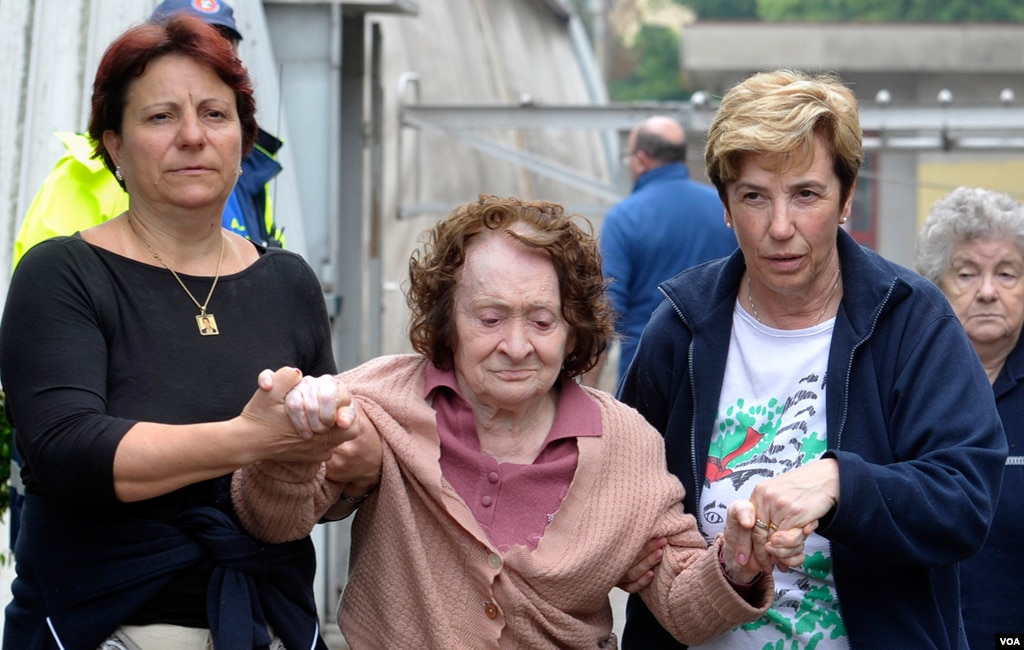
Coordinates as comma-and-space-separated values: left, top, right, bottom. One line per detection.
150, 0, 243, 42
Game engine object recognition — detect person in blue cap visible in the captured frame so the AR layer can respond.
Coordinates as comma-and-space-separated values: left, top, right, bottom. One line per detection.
150, 0, 245, 43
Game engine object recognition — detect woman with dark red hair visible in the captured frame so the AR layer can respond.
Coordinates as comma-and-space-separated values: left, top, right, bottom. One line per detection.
0, 14, 380, 649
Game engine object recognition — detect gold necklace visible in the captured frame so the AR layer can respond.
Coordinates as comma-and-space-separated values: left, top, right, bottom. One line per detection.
128, 215, 225, 336
747, 267, 842, 327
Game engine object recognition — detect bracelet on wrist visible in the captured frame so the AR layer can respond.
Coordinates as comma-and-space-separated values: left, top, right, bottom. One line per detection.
339, 492, 371, 505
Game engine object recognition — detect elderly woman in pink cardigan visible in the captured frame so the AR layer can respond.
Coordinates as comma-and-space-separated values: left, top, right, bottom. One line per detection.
233, 196, 810, 648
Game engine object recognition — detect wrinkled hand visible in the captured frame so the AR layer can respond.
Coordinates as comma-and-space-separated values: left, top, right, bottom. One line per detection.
283, 374, 383, 498
721, 499, 813, 582
242, 367, 356, 464
283, 374, 357, 439
618, 537, 667, 593
721, 499, 771, 583
764, 521, 815, 572
749, 458, 838, 543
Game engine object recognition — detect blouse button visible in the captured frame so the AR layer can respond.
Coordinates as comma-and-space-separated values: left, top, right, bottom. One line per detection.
488, 471, 500, 483
481, 495, 493, 507
487, 553, 503, 569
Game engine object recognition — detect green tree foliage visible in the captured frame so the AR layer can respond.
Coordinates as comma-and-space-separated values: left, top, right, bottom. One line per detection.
604, 0, 1023, 101
683, 0, 758, 20
757, 0, 895, 22
755, 0, 1024, 22
610, 25, 689, 100
902, 0, 1024, 22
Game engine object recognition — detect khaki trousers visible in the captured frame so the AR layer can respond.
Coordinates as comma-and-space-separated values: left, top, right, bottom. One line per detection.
99, 624, 284, 650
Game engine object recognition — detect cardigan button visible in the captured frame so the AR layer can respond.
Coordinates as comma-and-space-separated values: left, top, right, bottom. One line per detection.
487, 471, 500, 483
487, 553, 502, 569
484, 602, 499, 619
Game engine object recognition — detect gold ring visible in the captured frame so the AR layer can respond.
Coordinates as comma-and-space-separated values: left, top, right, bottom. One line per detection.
754, 519, 769, 531
768, 522, 779, 532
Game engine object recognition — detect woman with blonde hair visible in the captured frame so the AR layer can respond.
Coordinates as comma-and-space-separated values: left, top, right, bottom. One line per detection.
620, 69, 1007, 649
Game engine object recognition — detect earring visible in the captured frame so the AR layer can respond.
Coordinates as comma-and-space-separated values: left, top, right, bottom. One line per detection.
725, 221, 733, 229
839, 217, 848, 224
115, 165, 123, 182
238, 167, 244, 176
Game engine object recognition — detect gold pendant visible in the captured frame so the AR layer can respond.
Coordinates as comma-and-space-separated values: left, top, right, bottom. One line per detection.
197, 313, 219, 336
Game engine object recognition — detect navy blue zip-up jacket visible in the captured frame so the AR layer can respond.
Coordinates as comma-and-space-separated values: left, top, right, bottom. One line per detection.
233, 128, 284, 248
619, 229, 1007, 649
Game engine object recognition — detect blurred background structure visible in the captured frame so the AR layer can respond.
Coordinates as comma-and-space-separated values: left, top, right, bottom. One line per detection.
1, 0, 1022, 645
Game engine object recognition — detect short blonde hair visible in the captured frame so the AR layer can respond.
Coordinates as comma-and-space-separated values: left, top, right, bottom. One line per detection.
705, 69, 863, 205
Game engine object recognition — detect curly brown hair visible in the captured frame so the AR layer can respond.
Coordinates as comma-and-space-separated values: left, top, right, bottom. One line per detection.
407, 195, 614, 379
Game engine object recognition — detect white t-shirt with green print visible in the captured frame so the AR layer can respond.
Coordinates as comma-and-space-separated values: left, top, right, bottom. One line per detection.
692, 302, 848, 650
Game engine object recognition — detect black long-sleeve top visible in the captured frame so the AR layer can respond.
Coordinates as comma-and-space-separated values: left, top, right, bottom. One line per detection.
0, 235, 335, 648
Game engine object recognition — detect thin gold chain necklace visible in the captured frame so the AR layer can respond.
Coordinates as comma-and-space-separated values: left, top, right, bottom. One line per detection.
747, 267, 842, 327
128, 214, 225, 336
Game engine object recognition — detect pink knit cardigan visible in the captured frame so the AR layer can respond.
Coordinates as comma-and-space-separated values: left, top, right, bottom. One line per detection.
233, 354, 772, 649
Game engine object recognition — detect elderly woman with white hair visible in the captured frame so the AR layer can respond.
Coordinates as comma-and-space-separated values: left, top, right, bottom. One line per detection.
916, 186, 1024, 649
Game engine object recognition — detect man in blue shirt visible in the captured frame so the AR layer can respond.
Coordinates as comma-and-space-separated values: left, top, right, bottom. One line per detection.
592, 116, 736, 387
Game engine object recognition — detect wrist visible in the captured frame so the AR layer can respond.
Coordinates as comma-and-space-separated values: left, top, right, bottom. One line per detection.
338, 492, 370, 506
339, 477, 379, 502
718, 545, 762, 586
345, 473, 381, 498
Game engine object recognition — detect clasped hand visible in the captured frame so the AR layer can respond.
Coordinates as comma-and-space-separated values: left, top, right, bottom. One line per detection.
720, 499, 813, 584
249, 368, 382, 494
723, 458, 838, 581
618, 498, 815, 593
237, 367, 350, 464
